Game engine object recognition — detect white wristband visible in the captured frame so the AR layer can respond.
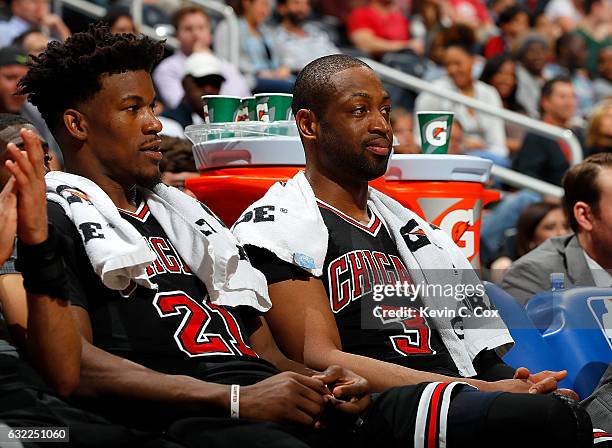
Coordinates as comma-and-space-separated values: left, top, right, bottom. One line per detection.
230, 384, 240, 419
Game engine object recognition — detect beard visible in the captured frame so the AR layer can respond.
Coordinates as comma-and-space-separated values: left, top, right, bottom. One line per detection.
135, 169, 163, 190
318, 124, 390, 181
286, 11, 307, 26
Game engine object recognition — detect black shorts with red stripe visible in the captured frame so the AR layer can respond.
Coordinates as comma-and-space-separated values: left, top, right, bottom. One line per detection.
357, 383, 593, 448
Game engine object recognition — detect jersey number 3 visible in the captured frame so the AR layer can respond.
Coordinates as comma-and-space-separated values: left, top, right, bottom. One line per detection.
154, 291, 258, 358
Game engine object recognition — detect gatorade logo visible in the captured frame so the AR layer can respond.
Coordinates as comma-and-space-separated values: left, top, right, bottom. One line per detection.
203, 104, 210, 124
424, 120, 448, 147
440, 208, 475, 260
257, 103, 269, 122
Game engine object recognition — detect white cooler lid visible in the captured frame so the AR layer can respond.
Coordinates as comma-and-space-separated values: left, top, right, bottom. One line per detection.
192, 137, 306, 169
386, 154, 493, 183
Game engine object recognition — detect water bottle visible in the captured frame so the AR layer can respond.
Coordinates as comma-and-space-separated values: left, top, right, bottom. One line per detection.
550, 273, 566, 291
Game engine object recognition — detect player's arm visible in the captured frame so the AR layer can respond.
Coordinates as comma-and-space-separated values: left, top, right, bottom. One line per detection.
4, 129, 81, 396
248, 314, 371, 413
349, 29, 419, 55
71, 305, 334, 425
266, 275, 547, 394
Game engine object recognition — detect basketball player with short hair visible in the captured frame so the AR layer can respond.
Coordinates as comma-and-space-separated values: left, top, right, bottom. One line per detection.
235, 54, 594, 447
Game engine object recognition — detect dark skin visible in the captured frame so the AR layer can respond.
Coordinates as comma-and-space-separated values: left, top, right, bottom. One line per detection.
58, 69, 369, 426
0, 128, 81, 396
181, 75, 222, 119
264, 65, 573, 395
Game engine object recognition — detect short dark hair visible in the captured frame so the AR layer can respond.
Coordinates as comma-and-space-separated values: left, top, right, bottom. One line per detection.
497, 5, 527, 26
554, 32, 581, 59
172, 6, 208, 30
442, 24, 476, 54
539, 76, 572, 114
0, 113, 33, 157
516, 202, 564, 256
292, 54, 370, 117
17, 24, 164, 134
563, 153, 612, 233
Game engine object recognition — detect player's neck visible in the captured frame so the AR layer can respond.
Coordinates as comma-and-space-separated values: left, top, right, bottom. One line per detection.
64, 160, 139, 212
305, 168, 370, 224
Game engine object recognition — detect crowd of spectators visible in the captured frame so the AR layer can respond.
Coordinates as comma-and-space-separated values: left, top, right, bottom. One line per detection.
0, 0, 611, 443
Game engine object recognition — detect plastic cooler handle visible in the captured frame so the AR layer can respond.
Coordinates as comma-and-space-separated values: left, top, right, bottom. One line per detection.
206, 150, 252, 167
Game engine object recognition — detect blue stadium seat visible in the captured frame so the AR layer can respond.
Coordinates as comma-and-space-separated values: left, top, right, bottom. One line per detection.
525, 287, 612, 398
484, 282, 562, 375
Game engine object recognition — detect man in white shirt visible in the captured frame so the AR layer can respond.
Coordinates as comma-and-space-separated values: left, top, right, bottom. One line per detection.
503, 152, 612, 304
274, 0, 339, 73
153, 5, 250, 110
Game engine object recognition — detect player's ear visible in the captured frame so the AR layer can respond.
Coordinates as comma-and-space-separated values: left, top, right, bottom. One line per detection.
296, 109, 318, 143
63, 109, 88, 142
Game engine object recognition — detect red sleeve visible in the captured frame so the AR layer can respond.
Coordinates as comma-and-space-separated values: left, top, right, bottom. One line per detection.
474, 0, 492, 23
347, 7, 373, 35
484, 36, 504, 59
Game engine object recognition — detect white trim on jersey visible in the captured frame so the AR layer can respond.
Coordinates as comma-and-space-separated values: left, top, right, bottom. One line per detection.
438, 382, 471, 448
415, 382, 439, 448
594, 429, 612, 444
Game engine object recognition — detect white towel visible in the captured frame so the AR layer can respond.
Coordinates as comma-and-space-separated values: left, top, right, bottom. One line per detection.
46, 171, 271, 312
233, 171, 513, 376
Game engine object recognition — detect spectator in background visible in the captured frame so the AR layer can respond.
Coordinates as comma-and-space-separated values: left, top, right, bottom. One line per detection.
489, 0, 516, 23
390, 107, 420, 154
546, 32, 595, 118
483, 6, 530, 59
346, 0, 423, 58
0, 46, 27, 115
0, 0, 70, 47
102, 6, 138, 35
514, 77, 581, 186
576, 0, 611, 78
544, 0, 583, 33
489, 202, 569, 283
12, 28, 48, 58
215, 0, 294, 94
585, 99, 612, 155
159, 136, 199, 197
154, 6, 250, 110
274, 0, 339, 73
530, 11, 559, 47
480, 53, 527, 154
406, 0, 450, 52
514, 33, 550, 118
161, 52, 225, 129
593, 45, 612, 102
0, 44, 61, 170
415, 25, 508, 161
503, 153, 612, 304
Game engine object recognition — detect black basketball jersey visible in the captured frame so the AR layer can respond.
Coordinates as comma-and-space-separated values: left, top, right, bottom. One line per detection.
317, 199, 459, 377
49, 199, 278, 385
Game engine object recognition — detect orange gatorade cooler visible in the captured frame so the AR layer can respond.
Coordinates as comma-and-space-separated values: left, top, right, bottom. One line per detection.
373, 154, 499, 267
185, 126, 499, 266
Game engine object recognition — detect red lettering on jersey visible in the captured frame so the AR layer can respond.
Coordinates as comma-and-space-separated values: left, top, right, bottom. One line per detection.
208, 303, 258, 357
329, 257, 351, 313
150, 237, 182, 273
389, 255, 412, 285
348, 251, 371, 298
384, 306, 434, 355
363, 251, 382, 284
374, 252, 396, 284
154, 292, 232, 357
167, 240, 192, 274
